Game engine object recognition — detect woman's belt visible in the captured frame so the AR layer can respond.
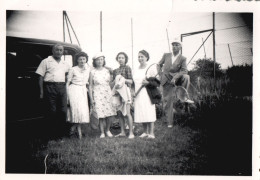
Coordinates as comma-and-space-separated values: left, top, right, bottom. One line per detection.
71, 82, 86, 86
44, 82, 66, 85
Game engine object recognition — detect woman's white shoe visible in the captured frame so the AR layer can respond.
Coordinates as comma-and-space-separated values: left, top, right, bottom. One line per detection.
128, 134, 135, 139
147, 134, 155, 139
105, 131, 113, 137
139, 133, 148, 138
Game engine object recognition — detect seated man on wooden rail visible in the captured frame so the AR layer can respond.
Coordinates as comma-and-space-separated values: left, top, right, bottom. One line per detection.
158, 37, 193, 128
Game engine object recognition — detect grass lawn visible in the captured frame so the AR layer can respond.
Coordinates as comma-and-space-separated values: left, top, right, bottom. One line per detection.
6, 95, 252, 175
35, 119, 207, 174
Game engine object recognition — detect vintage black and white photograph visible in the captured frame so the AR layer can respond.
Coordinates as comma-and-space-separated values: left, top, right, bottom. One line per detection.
1, 0, 259, 179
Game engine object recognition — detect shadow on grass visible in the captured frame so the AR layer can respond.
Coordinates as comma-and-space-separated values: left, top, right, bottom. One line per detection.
175, 95, 252, 175
6, 119, 49, 173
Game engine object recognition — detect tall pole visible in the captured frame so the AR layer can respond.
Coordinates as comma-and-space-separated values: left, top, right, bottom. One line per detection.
213, 12, 216, 85
100, 11, 102, 52
64, 12, 81, 47
187, 31, 212, 65
166, 28, 171, 52
65, 16, 73, 44
181, 35, 183, 54
202, 38, 207, 59
227, 44, 234, 66
131, 18, 134, 71
63, 11, 65, 42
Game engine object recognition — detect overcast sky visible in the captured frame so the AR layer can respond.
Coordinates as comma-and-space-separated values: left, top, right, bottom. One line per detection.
7, 4, 253, 70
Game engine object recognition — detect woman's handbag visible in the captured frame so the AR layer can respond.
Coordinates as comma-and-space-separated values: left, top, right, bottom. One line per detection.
90, 105, 99, 130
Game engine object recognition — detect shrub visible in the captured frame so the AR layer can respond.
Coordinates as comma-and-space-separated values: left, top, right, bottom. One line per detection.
225, 64, 252, 96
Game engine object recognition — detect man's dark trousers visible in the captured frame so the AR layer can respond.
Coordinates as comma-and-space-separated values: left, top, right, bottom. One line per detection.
43, 82, 68, 139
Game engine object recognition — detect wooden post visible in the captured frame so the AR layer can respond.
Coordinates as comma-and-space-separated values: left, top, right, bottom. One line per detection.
213, 12, 216, 86
202, 38, 207, 59
64, 15, 72, 44
131, 18, 133, 71
100, 11, 102, 52
65, 11, 81, 47
166, 28, 170, 52
227, 44, 234, 66
63, 11, 65, 42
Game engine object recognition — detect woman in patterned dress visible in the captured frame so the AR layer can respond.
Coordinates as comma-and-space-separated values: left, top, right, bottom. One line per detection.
133, 50, 156, 139
67, 52, 90, 139
89, 52, 116, 138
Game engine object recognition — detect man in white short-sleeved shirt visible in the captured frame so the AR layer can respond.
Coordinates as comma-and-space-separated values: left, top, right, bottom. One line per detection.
36, 44, 70, 139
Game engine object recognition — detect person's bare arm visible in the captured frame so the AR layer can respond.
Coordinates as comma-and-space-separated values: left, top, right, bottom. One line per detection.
89, 72, 94, 106
125, 79, 133, 85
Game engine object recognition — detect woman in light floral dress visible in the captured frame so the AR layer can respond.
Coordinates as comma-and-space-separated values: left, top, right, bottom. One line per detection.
89, 52, 116, 138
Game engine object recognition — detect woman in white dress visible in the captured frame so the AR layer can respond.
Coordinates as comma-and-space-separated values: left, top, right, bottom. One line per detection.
89, 52, 116, 138
67, 52, 90, 139
133, 50, 156, 139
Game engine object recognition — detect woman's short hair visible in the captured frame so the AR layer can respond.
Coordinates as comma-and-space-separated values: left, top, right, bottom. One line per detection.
139, 50, 150, 61
116, 52, 128, 64
92, 56, 106, 67
75, 51, 88, 63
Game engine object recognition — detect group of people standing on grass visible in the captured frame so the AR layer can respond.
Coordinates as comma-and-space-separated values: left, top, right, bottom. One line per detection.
36, 38, 191, 140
